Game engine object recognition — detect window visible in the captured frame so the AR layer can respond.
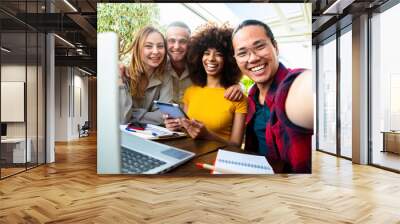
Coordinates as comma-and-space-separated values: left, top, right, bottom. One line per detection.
317, 36, 337, 154
371, 2, 400, 171
0, 1, 46, 179
339, 28, 352, 158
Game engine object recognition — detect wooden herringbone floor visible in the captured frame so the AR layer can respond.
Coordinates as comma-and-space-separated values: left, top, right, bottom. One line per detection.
1, 134, 400, 223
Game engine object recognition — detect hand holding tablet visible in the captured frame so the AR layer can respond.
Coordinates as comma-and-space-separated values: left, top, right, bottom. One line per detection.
154, 101, 188, 119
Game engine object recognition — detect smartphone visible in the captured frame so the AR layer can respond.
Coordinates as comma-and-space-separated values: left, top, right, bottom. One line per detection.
126, 122, 146, 131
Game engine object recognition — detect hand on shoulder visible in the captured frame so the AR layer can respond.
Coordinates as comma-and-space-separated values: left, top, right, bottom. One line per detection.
118, 64, 129, 86
224, 83, 244, 102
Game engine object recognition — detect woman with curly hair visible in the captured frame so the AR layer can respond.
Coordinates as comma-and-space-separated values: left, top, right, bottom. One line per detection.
179, 23, 248, 146
120, 26, 173, 125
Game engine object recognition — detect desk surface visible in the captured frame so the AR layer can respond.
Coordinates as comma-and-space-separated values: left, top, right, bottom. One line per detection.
1, 138, 26, 143
159, 138, 226, 175
158, 137, 283, 175
381, 131, 400, 134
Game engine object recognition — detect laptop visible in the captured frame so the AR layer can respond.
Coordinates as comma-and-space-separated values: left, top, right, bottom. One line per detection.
97, 32, 194, 174
120, 130, 194, 174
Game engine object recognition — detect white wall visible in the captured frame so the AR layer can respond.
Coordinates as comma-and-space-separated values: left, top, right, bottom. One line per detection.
1, 63, 46, 164
55, 66, 69, 141
1, 65, 26, 143
54, 66, 89, 141
73, 73, 89, 137
1, 65, 31, 138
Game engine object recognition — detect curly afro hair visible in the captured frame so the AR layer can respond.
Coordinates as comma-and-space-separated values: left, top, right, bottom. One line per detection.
187, 23, 241, 88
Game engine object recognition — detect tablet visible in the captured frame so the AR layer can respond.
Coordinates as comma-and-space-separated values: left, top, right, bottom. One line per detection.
154, 101, 188, 119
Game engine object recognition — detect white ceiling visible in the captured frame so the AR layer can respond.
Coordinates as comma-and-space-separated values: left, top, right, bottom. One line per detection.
159, 3, 312, 68
159, 3, 311, 44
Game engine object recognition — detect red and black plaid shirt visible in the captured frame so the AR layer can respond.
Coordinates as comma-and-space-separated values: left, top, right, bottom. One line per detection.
244, 63, 312, 173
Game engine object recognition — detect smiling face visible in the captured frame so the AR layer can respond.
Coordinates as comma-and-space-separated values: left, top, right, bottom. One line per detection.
232, 25, 279, 85
202, 48, 224, 77
141, 31, 166, 74
166, 26, 190, 63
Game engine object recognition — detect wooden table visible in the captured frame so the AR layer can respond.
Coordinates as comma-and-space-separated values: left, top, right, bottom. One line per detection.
158, 137, 284, 175
381, 131, 400, 154
1, 138, 32, 164
159, 137, 227, 175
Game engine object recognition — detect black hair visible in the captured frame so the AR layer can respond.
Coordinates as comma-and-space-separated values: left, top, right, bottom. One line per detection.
233, 19, 276, 45
187, 23, 241, 88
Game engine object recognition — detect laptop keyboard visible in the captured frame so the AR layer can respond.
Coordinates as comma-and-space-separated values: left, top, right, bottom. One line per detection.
121, 147, 166, 174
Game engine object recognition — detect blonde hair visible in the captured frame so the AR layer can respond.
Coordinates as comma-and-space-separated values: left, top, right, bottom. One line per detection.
128, 26, 167, 97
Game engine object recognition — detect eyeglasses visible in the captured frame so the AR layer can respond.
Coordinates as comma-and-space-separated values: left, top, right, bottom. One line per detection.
234, 40, 271, 63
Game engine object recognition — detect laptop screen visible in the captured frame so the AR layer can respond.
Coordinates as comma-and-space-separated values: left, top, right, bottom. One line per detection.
97, 32, 121, 174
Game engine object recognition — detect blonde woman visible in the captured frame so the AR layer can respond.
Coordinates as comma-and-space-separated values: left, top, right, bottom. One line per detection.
120, 26, 173, 125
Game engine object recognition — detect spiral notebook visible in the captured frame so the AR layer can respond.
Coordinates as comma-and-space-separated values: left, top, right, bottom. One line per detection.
213, 149, 274, 174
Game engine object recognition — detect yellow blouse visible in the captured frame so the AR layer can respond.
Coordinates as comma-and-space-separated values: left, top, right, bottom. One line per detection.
183, 86, 248, 140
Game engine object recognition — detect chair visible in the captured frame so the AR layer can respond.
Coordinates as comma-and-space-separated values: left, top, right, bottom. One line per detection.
79, 121, 90, 138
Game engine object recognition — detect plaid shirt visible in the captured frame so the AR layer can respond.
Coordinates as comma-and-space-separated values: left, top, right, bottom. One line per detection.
244, 63, 312, 173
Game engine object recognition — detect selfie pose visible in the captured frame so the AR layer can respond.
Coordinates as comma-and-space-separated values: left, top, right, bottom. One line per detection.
232, 20, 313, 173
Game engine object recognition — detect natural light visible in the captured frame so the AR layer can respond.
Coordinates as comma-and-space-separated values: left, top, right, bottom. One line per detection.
158, 3, 312, 69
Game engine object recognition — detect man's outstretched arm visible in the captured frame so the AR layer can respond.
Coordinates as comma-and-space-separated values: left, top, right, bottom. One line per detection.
285, 70, 314, 130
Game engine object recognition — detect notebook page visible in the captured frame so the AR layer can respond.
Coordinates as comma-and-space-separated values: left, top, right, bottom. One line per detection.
120, 124, 186, 140
213, 149, 274, 174
146, 124, 186, 137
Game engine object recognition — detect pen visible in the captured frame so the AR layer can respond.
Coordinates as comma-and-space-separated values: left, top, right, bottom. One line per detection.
196, 162, 215, 171
195, 162, 237, 174
125, 127, 158, 136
